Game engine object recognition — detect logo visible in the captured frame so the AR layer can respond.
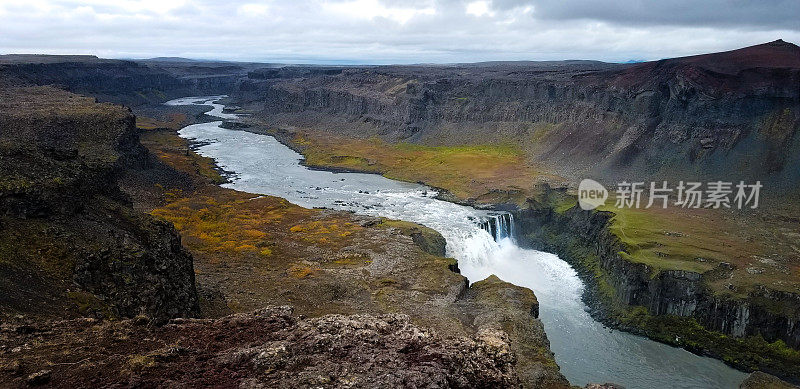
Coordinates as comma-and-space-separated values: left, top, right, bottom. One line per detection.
578, 179, 608, 210
577, 179, 762, 210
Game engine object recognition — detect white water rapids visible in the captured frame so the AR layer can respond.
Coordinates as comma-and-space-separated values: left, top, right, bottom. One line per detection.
166, 96, 747, 388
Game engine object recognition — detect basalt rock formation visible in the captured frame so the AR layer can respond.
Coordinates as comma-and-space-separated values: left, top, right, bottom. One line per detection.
238, 40, 800, 191
0, 84, 198, 322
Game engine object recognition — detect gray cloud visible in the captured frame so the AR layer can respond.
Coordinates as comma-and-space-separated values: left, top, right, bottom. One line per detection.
515, 0, 800, 29
0, 0, 798, 64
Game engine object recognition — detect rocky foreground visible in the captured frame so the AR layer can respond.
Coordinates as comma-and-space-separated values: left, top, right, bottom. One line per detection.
0, 306, 522, 388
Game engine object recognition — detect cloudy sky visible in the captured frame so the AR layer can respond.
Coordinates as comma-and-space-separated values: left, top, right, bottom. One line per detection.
1, 0, 798, 64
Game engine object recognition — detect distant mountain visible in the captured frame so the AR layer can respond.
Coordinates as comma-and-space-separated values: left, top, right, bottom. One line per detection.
603, 39, 800, 88
0, 54, 120, 64
658, 39, 799, 73
139, 56, 201, 63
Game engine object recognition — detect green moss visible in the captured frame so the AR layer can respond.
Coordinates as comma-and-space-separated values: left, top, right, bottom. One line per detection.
326, 155, 372, 168
528, 122, 560, 144
553, 199, 576, 214
598, 205, 719, 274
126, 354, 156, 370
377, 218, 435, 236
296, 132, 547, 202
377, 218, 447, 256
525, 186, 574, 213
761, 107, 796, 140
0, 178, 34, 191
619, 310, 800, 376
394, 142, 521, 156
66, 290, 115, 319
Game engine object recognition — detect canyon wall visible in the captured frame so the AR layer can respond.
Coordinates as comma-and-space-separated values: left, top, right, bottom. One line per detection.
240, 40, 800, 190
5, 42, 797, 191
0, 85, 199, 321
231, 41, 800, 379
512, 193, 800, 380
516, 205, 800, 347
0, 55, 245, 106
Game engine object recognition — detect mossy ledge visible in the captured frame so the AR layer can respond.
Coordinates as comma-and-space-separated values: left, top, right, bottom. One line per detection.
513, 186, 800, 383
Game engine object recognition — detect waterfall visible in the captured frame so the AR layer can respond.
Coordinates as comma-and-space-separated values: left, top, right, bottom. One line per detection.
478, 213, 515, 243
508, 213, 515, 240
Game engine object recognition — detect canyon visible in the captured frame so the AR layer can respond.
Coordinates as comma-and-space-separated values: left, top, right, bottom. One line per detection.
1, 40, 799, 387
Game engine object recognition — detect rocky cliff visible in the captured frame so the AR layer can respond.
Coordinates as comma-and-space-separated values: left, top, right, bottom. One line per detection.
513, 187, 800, 381
0, 84, 198, 322
0, 55, 246, 106
239, 40, 800, 191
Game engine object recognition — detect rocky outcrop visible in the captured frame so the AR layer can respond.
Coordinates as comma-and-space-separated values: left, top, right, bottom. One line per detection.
0, 306, 522, 387
0, 85, 198, 322
71, 210, 198, 321
457, 275, 568, 388
740, 371, 799, 389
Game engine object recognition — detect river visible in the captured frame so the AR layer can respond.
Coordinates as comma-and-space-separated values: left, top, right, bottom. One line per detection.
166, 96, 747, 388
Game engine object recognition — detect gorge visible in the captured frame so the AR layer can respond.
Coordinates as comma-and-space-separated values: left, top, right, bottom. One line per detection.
170, 96, 747, 388
1, 40, 799, 387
